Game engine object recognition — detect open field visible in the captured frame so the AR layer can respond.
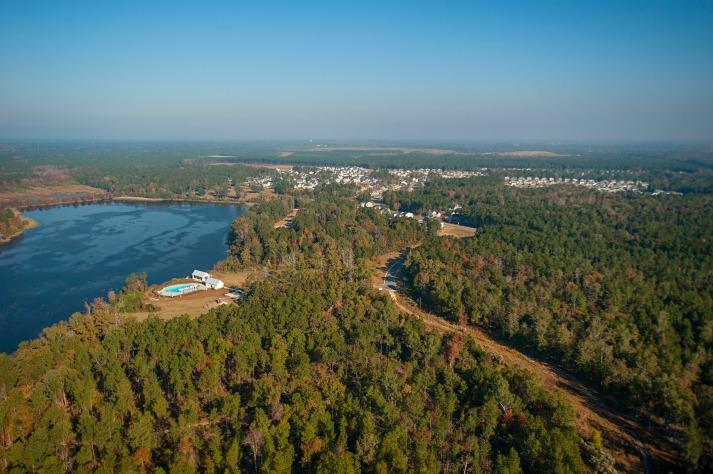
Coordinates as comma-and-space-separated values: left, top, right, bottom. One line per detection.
437, 221, 476, 238
298, 146, 472, 155
209, 161, 294, 170
0, 184, 109, 208
238, 185, 277, 205
490, 150, 564, 157
113, 187, 277, 207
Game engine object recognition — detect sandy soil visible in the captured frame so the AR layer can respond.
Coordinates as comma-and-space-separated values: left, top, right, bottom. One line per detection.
273, 208, 299, 229
371, 251, 401, 288
437, 222, 476, 238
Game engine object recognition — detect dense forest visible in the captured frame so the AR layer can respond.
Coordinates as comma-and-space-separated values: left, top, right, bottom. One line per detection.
0, 143, 268, 204
3, 142, 712, 197
0, 142, 272, 187
0, 208, 32, 242
71, 160, 261, 200
3, 142, 713, 471
213, 146, 713, 175
224, 195, 437, 270
0, 240, 594, 472
398, 184, 713, 468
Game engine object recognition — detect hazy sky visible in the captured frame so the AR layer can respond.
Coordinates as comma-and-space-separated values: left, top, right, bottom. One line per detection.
1, 0, 712, 141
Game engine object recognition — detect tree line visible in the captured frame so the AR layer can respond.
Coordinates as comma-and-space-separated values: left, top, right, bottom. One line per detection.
0, 229, 593, 472
223, 195, 437, 271
400, 184, 713, 470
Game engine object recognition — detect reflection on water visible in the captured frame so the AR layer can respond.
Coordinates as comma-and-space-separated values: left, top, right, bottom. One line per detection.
0, 202, 244, 353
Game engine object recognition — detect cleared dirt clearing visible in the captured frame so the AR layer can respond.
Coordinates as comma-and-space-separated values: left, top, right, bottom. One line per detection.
437, 222, 476, 238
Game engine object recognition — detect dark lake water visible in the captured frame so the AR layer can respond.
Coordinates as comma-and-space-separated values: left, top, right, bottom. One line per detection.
0, 202, 245, 353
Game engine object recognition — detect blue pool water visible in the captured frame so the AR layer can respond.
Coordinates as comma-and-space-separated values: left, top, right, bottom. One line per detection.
0, 201, 245, 353
161, 283, 195, 293
162, 283, 198, 294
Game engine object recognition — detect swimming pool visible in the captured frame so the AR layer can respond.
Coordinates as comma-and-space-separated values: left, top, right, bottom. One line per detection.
159, 283, 203, 297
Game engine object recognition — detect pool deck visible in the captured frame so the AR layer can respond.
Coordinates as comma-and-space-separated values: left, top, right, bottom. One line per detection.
158, 282, 205, 297
128, 270, 254, 321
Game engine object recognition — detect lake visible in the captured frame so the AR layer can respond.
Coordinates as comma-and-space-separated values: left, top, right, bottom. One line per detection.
0, 201, 245, 353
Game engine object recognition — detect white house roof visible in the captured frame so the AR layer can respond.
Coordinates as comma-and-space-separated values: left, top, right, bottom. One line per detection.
192, 270, 210, 278
206, 277, 223, 286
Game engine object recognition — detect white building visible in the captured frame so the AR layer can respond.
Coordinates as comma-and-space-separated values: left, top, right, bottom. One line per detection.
192, 270, 211, 283
205, 277, 224, 290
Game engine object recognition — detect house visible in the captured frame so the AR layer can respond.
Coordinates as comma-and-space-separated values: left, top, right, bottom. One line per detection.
192, 270, 211, 283
205, 277, 224, 290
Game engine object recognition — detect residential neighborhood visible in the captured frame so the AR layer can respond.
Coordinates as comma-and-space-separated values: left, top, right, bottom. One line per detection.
247, 165, 484, 197
247, 165, 666, 196
504, 176, 649, 193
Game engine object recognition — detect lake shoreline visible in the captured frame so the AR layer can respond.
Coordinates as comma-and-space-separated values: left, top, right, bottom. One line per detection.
0, 211, 40, 245
0, 201, 246, 352
112, 195, 250, 206
15, 196, 254, 211
16, 195, 246, 210
2, 196, 247, 245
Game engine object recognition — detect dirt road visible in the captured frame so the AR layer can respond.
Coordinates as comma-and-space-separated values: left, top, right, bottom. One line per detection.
374, 251, 678, 473
273, 208, 299, 229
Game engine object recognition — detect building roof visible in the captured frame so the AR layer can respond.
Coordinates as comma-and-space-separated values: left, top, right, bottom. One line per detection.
192, 270, 210, 278
206, 277, 223, 286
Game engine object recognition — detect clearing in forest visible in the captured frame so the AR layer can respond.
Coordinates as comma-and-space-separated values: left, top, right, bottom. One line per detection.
437, 221, 476, 238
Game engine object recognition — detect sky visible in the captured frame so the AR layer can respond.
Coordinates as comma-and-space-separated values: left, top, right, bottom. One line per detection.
1, 0, 712, 142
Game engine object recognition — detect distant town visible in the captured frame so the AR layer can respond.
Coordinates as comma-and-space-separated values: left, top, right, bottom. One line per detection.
246, 165, 680, 197
246, 166, 484, 198
504, 176, 649, 192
